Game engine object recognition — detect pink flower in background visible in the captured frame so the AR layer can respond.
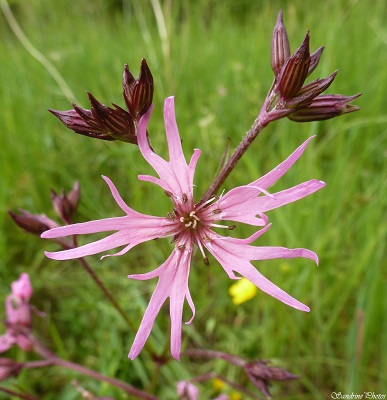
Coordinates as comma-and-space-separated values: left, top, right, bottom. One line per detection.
177, 381, 199, 400
42, 96, 325, 359
0, 273, 33, 353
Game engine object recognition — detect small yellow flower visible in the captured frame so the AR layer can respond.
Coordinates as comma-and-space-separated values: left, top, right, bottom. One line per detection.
212, 378, 226, 392
229, 278, 257, 305
230, 391, 242, 400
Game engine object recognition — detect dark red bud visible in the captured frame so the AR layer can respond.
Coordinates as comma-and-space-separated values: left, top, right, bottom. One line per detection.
244, 360, 299, 399
0, 358, 23, 382
271, 10, 291, 77
277, 31, 311, 99
9, 210, 58, 235
288, 93, 361, 122
51, 181, 81, 223
288, 70, 338, 108
123, 59, 154, 119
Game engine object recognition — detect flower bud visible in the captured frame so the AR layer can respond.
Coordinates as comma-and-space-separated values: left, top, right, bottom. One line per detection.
123, 58, 154, 119
244, 360, 298, 398
271, 10, 291, 77
288, 93, 361, 122
51, 181, 80, 223
0, 358, 23, 382
277, 31, 310, 99
287, 70, 338, 108
49, 60, 153, 143
9, 209, 59, 235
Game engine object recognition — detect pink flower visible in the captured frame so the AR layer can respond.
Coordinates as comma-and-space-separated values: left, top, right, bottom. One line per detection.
177, 381, 199, 400
41, 97, 325, 359
0, 273, 33, 353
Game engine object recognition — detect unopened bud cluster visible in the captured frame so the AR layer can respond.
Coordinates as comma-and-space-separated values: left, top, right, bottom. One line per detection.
50, 59, 154, 143
264, 10, 360, 124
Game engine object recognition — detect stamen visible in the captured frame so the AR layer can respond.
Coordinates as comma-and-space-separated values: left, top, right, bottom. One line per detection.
203, 257, 209, 266
164, 190, 172, 197
212, 209, 222, 214
192, 219, 197, 229
177, 244, 186, 250
194, 231, 208, 260
180, 216, 185, 223
210, 223, 236, 229
185, 221, 193, 228
190, 211, 200, 221
182, 193, 188, 203
195, 196, 217, 211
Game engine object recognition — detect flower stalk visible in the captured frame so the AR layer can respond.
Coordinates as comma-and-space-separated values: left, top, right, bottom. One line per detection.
31, 338, 158, 400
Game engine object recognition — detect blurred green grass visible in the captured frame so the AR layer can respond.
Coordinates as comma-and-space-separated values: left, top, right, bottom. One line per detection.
0, 0, 386, 398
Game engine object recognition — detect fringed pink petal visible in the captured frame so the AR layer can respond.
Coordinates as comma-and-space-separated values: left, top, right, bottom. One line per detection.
188, 149, 201, 172
127, 251, 175, 281
137, 104, 178, 190
185, 285, 196, 325
41, 216, 130, 238
213, 233, 318, 264
44, 231, 132, 260
169, 254, 192, 359
137, 174, 173, 194
218, 186, 268, 226
232, 262, 310, 312
100, 242, 138, 259
164, 97, 186, 168
219, 224, 272, 246
102, 175, 134, 215
247, 246, 319, 264
254, 180, 326, 212
249, 136, 315, 189
128, 254, 178, 359
207, 232, 316, 311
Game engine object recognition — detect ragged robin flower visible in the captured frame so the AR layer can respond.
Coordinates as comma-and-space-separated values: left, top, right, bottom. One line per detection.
49, 59, 153, 143
41, 97, 325, 360
261, 10, 360, 124
0, 274, 34, 353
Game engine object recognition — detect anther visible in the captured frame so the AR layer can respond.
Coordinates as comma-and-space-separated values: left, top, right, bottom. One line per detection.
190, 211, 200, 221
182, 193, 188, 203
177, 244, 186, 251
203, 257, 209, 266
164, 190, 172, 197
212, 209, 222, 214
228, 225, 236, 230
167, 212, 175, 221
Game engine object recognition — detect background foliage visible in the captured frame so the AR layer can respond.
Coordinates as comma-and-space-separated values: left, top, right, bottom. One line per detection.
0, 0, 386, 398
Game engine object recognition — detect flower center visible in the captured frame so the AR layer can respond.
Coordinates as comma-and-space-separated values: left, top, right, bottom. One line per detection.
179, 211, 200, 230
